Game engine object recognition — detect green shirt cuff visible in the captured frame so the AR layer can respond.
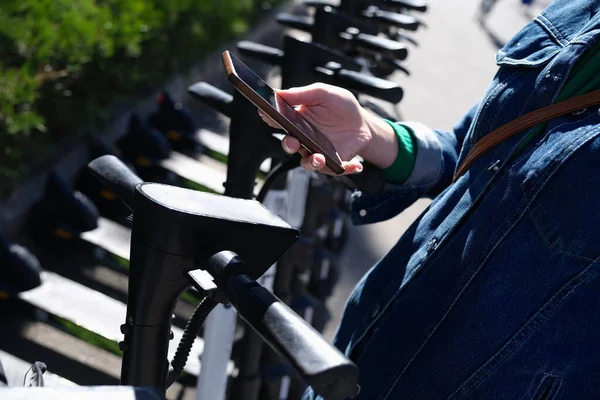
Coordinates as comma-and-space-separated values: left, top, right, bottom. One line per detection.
381, 119, 417, 184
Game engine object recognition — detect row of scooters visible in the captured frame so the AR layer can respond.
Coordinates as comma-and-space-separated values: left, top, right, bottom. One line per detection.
0, 92, 194, 294
0, 0, 428, 397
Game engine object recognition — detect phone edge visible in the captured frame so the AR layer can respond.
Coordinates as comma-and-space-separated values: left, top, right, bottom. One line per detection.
221, 51, 345, 175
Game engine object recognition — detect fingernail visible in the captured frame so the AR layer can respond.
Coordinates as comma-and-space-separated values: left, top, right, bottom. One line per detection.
356, 164, 363, 172
282, 140, 292, 154
310, 158, 322, 169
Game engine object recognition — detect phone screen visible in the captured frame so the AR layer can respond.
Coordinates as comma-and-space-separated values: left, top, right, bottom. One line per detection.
227, 52, 343, 170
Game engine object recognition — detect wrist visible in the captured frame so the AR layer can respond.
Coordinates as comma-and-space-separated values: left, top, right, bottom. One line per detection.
359, 108, 399, 169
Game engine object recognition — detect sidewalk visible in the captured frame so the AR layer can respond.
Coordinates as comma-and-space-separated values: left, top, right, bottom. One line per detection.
325, 0, 552, 339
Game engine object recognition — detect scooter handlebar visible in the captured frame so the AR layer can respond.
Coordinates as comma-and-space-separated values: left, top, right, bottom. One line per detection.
236, 41, 285, 66
276, 13, 314, 33
87, 155, 143, 211
187, 82, 234, 118
316, 63, 404, 104
381, 0, 428, 13
210, 251, 360, 400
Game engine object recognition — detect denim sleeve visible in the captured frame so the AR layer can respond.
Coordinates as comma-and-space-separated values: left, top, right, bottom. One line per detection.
349, 102, 479, 225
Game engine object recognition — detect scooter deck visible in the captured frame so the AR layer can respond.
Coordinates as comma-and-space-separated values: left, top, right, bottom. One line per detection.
196, 129, 272, 174
0, 386, 164, 399
160, 151, 226, 194
81, 217, 131, 262
160, 151, 263, 195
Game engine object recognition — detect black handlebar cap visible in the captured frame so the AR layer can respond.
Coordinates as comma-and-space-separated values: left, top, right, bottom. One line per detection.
88, 155, 143, 211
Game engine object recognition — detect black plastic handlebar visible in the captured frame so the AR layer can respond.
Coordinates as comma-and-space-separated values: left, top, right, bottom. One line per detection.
187, 82, 233, 118
88, 155, 142, 211
316, 62, 404, 104
276, 13, 314, 33
350, 31, 409, 60
209, 251, 360, 400
335, 68, 404, 103
303, 0, 336, 9
237, 41, 285, 66
382, 0, 428, 12
362, 6, 421, 31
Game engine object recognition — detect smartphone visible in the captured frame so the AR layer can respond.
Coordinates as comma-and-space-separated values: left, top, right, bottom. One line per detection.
222, 50, 345, 175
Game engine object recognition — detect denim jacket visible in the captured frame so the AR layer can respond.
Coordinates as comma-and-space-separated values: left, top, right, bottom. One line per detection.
304, 1, 600, 399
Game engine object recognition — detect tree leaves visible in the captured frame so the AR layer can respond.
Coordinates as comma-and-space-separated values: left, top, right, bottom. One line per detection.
0, 0, 277, 193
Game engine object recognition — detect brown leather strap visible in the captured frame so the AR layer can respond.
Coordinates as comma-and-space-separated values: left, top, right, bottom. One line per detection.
453, 89, 600, 182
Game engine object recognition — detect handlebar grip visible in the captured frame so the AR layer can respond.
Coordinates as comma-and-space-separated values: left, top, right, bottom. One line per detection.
382, 0, 428, 12
212, 252, 360, 400
318, 65, 403, 104
276, 13, 314, 33
236, 41, 284, 66
187, 82, 233, 118
354, 32, 408, 60
363, 8, 421, 31
88, 155, 143, 211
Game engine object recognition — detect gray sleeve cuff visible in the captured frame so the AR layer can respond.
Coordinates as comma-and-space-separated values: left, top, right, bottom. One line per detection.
400, 121, 443, 188
348, 122, 444, 226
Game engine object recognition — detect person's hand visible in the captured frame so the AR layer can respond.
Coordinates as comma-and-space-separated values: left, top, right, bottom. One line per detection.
258, 83, 397, 175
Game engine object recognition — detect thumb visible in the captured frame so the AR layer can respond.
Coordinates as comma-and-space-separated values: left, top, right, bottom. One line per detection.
275, 83, 331, 107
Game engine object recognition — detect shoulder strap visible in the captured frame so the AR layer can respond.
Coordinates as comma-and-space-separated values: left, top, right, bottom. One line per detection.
454, 89, 600, 182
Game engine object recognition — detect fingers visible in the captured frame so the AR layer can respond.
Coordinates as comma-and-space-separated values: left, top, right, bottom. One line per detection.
300, 153, 326, 171
274, 83, 332, 107
341, 160, 364, 174
281, 134, 363, 175
301, 153, 364, 176
282, 136, 301, 154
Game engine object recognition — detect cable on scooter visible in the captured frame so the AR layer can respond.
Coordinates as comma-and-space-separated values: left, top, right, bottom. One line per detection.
166, 296, 219, 388
256, 156, 302, 203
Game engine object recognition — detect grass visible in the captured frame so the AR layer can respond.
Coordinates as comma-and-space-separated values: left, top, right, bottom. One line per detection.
52, 315, 123, 357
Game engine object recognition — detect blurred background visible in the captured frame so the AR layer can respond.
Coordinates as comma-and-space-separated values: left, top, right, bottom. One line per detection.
0, 0, 551, 399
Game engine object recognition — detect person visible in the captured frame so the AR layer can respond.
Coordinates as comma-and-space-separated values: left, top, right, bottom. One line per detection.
260, 0, 600, 398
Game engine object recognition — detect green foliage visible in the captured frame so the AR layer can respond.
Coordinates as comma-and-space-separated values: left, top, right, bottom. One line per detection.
0, 0, 282, 196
